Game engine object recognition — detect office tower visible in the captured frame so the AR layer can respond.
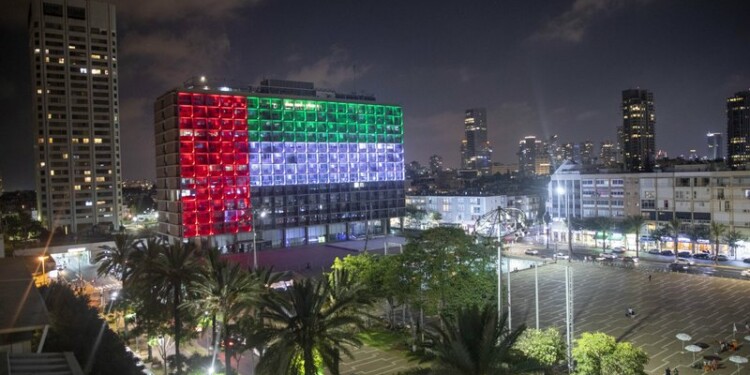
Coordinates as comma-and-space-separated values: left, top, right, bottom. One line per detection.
727, 90, 750, 169
578, 140, 595, 165
518, 136, 546, 175
621, 89, 656, 172
599, 140, 618, 167
428, 154, 444, 174
29, 0, 121, 233
706, 132, 723, 161
461, 108, 492, 174
154, 78, 405, 248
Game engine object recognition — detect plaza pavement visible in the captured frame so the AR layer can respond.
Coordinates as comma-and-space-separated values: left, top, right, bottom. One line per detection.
508, 261, 750, 374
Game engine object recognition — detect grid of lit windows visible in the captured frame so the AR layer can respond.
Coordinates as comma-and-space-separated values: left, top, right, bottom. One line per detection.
177, 93, 251, 237
247, 97, 404, 186
175, 92, 405, 238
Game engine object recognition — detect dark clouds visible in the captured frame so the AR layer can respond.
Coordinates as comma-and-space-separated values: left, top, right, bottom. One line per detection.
1, 0, 750, 191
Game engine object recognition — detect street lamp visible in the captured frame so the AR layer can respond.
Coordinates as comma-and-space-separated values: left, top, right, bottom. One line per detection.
556, 186, 573, 259
38, 255, 49, 285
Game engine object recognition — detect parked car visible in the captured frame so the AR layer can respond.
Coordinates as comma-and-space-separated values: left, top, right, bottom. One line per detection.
601, 253, 619, 260
555, 252, 570, 260
743, 258, 750, 264
677, 251, 691, 258
693, 253, 711, 260
524, 249, 539, 256
740, 269, 750, 278
660, 250, 675, 256
622, 256, 639, 263
647, 249, 661, 255
612, 246, 626, 254
713, 254, 729, 261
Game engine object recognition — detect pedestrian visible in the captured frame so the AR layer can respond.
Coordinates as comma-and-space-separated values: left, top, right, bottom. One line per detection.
664, 366, 671, 375
745, 321, 749, 332
673, 368, 679, 375
648, 274, 652, 282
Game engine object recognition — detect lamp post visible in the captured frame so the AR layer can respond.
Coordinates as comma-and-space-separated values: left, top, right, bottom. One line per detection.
557, 185, 573, 260
38, 255, 49, 285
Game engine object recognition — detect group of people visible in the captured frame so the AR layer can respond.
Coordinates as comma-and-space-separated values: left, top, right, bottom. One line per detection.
663, 367, 679, 375
718, 339, 740, 352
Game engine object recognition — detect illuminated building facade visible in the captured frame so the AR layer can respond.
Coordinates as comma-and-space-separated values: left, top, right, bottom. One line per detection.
461, 108, 492, 174
29, 0, 122, 233
154, 79, 405, 248
622, 89, 656, 172
706, 132, 723, 161
727, 90, 750, 169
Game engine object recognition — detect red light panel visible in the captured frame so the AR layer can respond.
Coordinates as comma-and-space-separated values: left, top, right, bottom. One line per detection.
179, 92, 250, 238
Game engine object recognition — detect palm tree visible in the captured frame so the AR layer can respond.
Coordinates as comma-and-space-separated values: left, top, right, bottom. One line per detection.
425, 304, 536, 375
127, 236, 166, 361
144, 242, 201, 373
623, 216, 646, 258
724, 229, 747, 260
665, 218, 681, 260
186, 248, 262, 375
256, 276, 370, 375
710, 222, 727, 264
94, 232, 137, 284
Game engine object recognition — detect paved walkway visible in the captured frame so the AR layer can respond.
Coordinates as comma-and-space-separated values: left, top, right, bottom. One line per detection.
339, 345, 416, 375
508, 262, 750, 374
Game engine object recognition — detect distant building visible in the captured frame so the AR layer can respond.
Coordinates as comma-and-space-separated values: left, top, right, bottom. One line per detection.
518, 136, 545, 176
429, 154, 444, 174
490, 162, 518, 175
706, 132, 723, 161
727, 90, 750, 169
622, 89, 656, 172
599, 140, 618, 167
405, 194, 540, 231
460, 108, 492, 174
28, 0, 122, 234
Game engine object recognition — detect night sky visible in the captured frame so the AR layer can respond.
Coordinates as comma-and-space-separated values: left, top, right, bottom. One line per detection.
1, 0, 750, 191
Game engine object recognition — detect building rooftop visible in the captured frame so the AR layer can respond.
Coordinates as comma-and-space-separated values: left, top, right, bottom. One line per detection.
181, 76, 377, 101
0, 258, 50, 337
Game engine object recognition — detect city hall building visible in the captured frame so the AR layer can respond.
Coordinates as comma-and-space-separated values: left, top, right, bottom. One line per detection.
154, 79, 405, 249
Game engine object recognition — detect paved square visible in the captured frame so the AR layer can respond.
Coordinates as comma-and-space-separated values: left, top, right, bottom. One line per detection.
508, 262, 750, 374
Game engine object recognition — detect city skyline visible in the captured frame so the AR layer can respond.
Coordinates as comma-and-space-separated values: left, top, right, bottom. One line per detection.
2, 0, 750, 190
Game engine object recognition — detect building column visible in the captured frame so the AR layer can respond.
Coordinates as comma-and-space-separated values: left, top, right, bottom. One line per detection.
304, 226, 309, 245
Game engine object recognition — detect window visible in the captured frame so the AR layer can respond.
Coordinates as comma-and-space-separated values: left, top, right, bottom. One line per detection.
43, 3, 63, 17
67, 6, 85, 20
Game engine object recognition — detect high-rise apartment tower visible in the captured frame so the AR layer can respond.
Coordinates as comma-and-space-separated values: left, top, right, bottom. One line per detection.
706, 132, 723, 161
29, 0, 122, 233
461, 108, 492, 174
621, 89, 655, 172
727, 90, 750, 169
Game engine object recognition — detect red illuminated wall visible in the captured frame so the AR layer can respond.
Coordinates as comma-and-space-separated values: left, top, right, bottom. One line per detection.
177, 92, 251, 238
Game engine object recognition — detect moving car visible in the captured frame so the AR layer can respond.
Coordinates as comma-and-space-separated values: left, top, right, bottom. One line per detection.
740, 269, 750, 278
677, 251, 691, 258
660, 250, 674, 256
713, 254, 729, 261
669, 262, 689, 271
693, 253, 710, 260
647, 249, 661, 255
612, 246, 626, 254
676, 257, 695, 266
743, 258, 750, 264
555, 252, 570, 260
524, 249, 539, 256
622, 256, 639, 263
601, 253, 619, 260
